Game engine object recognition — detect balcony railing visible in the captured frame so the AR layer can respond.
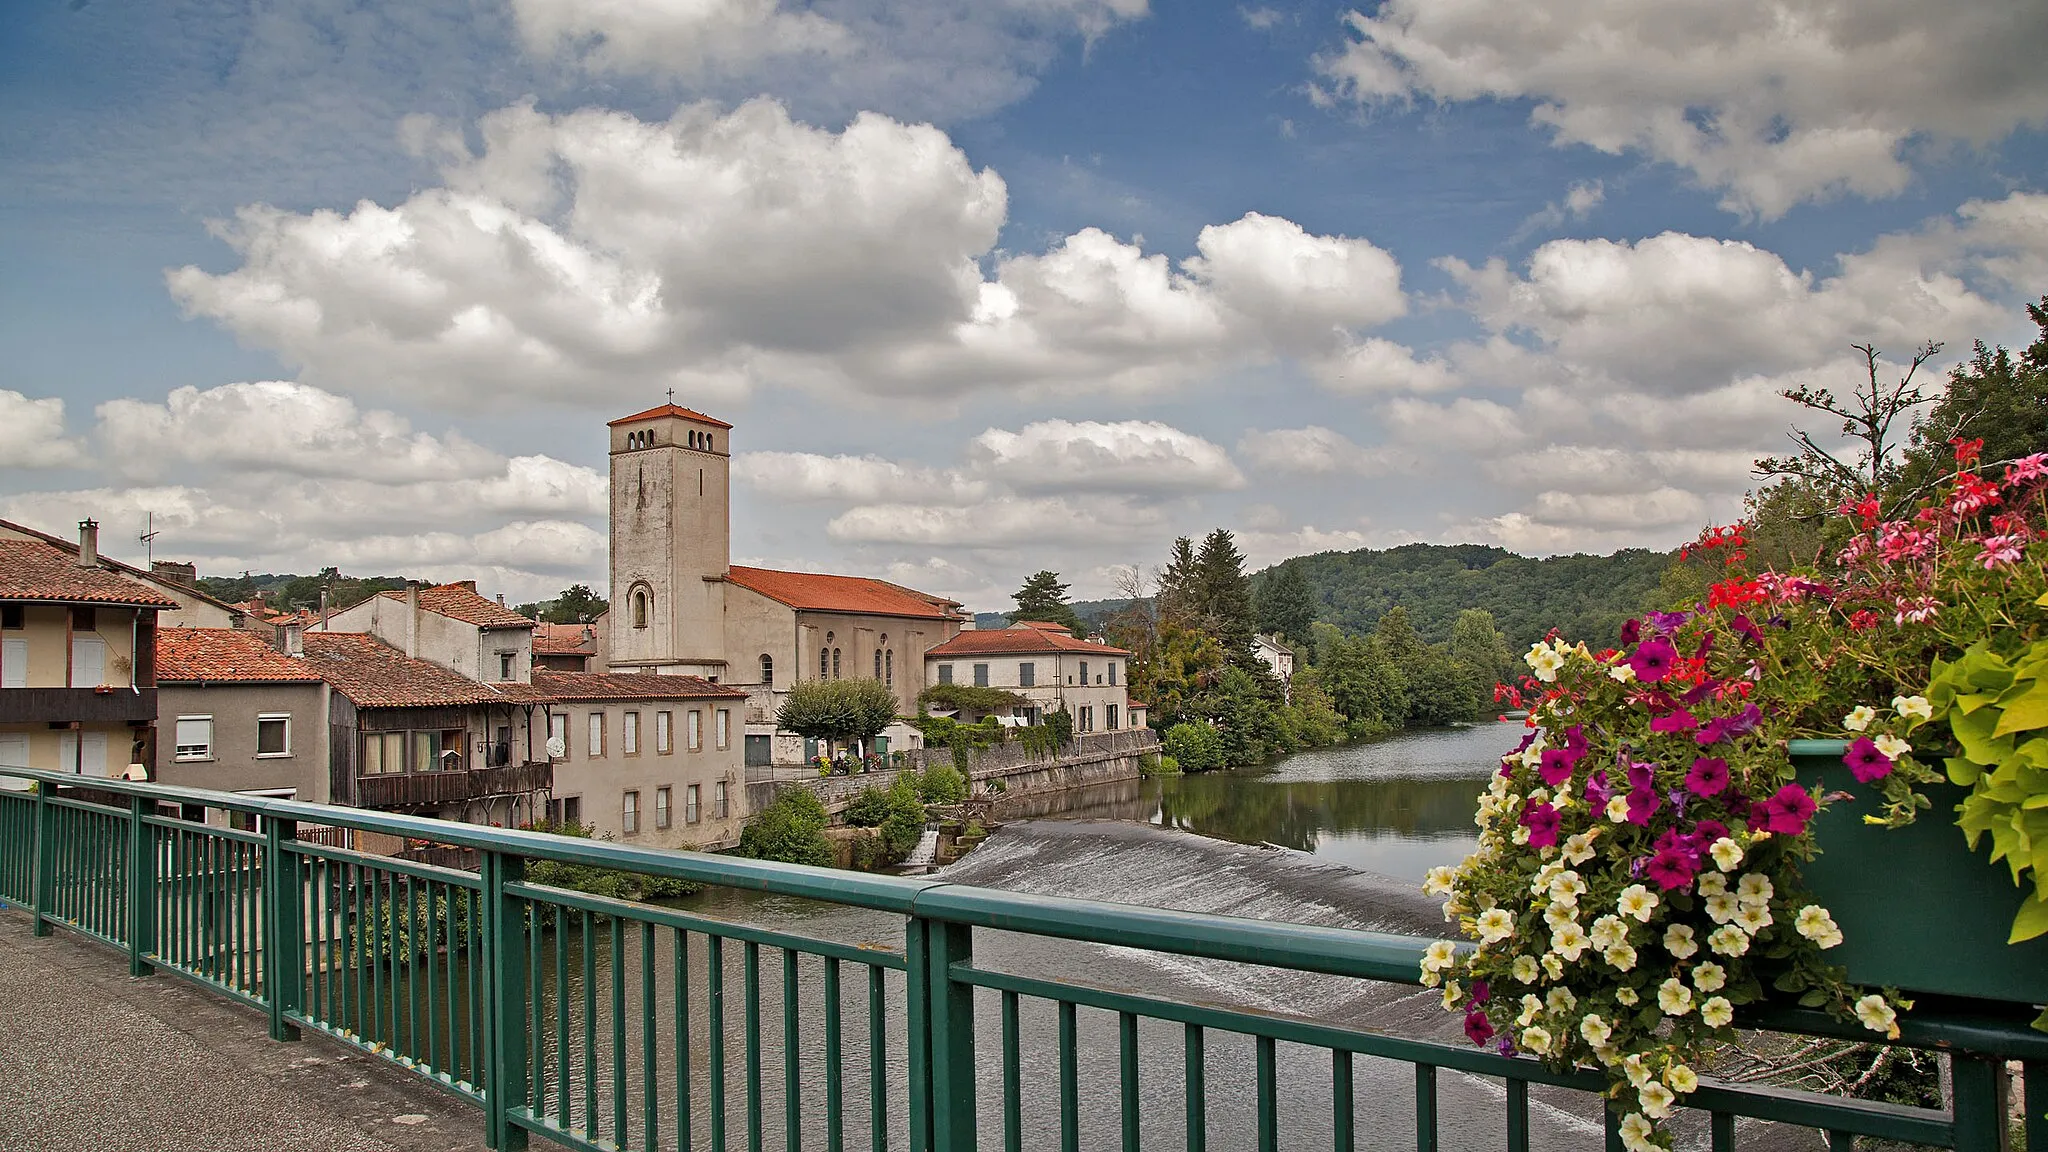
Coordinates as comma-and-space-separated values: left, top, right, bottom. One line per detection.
353, 761, 551, 809
1, 763, 2041, 1152
0, 686, 156, 725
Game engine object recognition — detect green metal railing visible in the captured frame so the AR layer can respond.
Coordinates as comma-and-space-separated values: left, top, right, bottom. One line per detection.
1, 765, 2043, 1151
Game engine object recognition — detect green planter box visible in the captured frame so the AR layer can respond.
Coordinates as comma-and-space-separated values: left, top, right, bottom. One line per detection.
1793, 739, 2048, 1006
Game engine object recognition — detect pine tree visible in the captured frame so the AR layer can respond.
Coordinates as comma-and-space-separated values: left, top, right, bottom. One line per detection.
1194, 529, 1256, 661
1007, 570, 1084, 635
1256, 563, 1318, 641
1156, 537, 1199, 624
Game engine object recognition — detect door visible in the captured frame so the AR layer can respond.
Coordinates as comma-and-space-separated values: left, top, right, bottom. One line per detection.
2, 639, 25, 689
71, 636, 107, 688
745, 735, 772, 768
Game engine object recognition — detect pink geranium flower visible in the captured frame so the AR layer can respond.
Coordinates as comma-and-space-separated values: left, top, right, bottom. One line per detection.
1978, 535, 2025, 569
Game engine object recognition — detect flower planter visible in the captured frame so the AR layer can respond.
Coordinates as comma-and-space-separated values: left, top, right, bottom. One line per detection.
1793, 739, 2048, 1006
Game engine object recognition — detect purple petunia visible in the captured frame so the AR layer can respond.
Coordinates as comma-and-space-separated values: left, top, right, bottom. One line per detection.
1538, 747, 1578, 787
1619, 618, 1642, 645
1648, 610, 1691, 633
1628, 637, 1679, 683
1730, 614, 1764, 645
1626, 761, 1657, 792
1465, 1010, 1495, 1047
1763, 784, 1818, 835
1649, 709, 1698, 734
1521, 801, 1562, 847
1844, 737, 1894, 783
1584, 770, 1611, 809
1685, 756, 1730, 796
1645, 847, 1698, 891
1625, 788, 1661, 826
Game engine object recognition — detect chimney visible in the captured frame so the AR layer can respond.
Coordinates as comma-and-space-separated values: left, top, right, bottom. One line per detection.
495, 593, 506, 606
75, 519, 99, 567
319, 589, 330, 630
455, 579, 477, 593
406, 581, 420, 658
275, 621, 305, 658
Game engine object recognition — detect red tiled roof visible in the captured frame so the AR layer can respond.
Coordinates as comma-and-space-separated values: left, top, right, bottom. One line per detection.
0, 518, 246, 616
376, 583, 535, 629
301, 632, 511, 708
608, 403, 733, 430
0, 539, 180, 608
157, 628, 323, 683
724, 566, 960, 620
1017, 620, 1076, 633
533, 671, 745, 702
532, 622, 598, 655
926, 628, 1130, 658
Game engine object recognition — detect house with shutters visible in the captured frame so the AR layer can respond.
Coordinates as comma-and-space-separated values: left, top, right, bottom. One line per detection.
922, 621, 1144, 734
0, 520, 177, 782
155, 626, 331, 807
0, 517, 274, 633
533, 670, 748, 849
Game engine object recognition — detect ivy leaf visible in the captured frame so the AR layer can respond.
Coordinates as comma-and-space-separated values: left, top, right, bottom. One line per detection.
2008, 891, 2048, 944
1993, 678, 2048, 737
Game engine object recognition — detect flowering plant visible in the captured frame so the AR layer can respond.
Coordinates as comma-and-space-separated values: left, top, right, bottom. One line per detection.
1426, 444, 2048, 1150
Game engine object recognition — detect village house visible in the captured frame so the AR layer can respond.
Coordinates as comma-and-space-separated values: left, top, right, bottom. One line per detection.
154, 626, 330, 807
534, 670, 748, 849
922, 621, 1143, 733
1253, 633, 1295, 683
0, 521, 176, 781
1, 517, 271, 633
315, 580, 537, 685
532, 622, 600, 672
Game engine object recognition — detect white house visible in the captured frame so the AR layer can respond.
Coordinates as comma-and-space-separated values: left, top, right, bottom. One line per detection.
923, 621, 1138, 734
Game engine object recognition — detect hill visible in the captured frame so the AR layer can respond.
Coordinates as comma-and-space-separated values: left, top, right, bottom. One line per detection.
1255, 543, 1672, 650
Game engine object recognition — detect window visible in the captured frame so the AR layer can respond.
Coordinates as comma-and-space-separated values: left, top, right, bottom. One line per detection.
656, 786, 672, 830
588, 712, 607, 757
937, 664, 954, 685
1079, 661, 1089, 687
656, 710, 673, 754
71, 634, 107, 688
1107, 704, 1119, 731
632, 587, 650, 629
686, 784, 702, 824
551, 795, 582, 828
1, 605, 21, 629
1019, 662, 1035, 688
498, 652, 514, 680
491, 725, 512, 766
175, 716, 214, 762
623, 711, 641, 755
832, 648, 841, 678
820, 647, 829, 678
256, 713, 290, 758
973, 663, 989, 687
362, 732, 404, 774
875, 650, 883, 678
687, 709, 702, 752
1079, 706, 1093, 733
623, 790, 640, 834
548, 713, 568, 759
714, 780, 729, 818
72, 605, 96, 631
1109, 663, 1118, 686
885, 650, 893, 687
715, 708, 730, 750
3, 637, 25, 689
760, 654, 773, 686
413, 729, 442, 772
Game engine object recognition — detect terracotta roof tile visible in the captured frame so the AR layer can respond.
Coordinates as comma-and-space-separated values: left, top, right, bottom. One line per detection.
532, 622, 598, 655
301, 632, 510, 708
0, 539, 180, 608
376, 583, 535, 629
157, 627, 325, 683
926, 628, 1130, 658
0, 518, 245, 615
724, 566, 960, 620
608, 403, 734, 430
533, 671, 745, 701
1016, 620, 1077, 633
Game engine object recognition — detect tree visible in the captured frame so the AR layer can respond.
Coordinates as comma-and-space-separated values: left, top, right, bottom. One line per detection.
1448, 608, 1513, 689
1162, 722, 1225, 772
1319, 634, 1406, 739
1895, 298, 2048, 496
917, 682, 1026, 716
1256, 563, 1318, 642
776, 679, 899, 756
1373, 606, 1426, 662
1194, 529, 1257, 662
1282, 666, 1346, 747
548, 584, 609, 624
1755, 341, 1943, 497
1007, 570, 1085, 635
737, 791, 834, 867
1156, 537, 1200, 624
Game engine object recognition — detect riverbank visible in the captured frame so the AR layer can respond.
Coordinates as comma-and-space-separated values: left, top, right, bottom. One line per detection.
746, 727, 1160, 820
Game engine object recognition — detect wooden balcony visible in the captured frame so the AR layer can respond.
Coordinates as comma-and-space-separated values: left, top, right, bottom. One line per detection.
0, 687, 156, 726
353, 760, 551, 810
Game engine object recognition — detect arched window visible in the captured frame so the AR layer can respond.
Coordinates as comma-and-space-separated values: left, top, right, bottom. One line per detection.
885, 650, 893, 687
688, 430, 697, 448
832, 648, 841, 679
705, 433, 714, 452
820, 647, 829, 679
631, 585, 651, 629
874, 650, 883, 678
760, 654, 774, 686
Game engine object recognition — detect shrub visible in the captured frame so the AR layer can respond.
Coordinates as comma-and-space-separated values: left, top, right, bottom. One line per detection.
1138, 753, 1181, 777
918, 762, 969, 804
877, 774, 929, 858
843, 786, 893, 827
1162, 722, 1225, 772
525, 820, 701, 903
736, 790, 834, 868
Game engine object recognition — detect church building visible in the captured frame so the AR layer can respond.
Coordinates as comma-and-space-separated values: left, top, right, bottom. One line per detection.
602, 404, 967, 767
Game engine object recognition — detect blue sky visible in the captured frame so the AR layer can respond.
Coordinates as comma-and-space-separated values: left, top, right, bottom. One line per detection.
3, 0, 2045, 611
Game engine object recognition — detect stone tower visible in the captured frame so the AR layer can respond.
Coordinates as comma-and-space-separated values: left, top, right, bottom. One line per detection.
606, 404, 732, 676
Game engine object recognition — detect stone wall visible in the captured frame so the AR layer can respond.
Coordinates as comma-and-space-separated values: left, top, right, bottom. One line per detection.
746, 728, 1161, 819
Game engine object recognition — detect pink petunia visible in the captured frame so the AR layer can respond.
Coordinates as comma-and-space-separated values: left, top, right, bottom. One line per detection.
1521, 801, 1562, 848
1628, 637, 1678, 683
1844, 737, 1894, 783
1624, 788, 1661, 826
1764, 784, 1817, 834
1685, 756, 1730, 797
1645, 848, 1698, 891
1649, 709, 1698, 734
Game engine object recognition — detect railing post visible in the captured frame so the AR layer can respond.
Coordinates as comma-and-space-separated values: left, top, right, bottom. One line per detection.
126, 795, 155, 976
926, 918, 977, 1152
484, 850, 530, 1151
263, 814, 302, 1041
1951, 1052, 2012, 1152
31, 782, 53, 937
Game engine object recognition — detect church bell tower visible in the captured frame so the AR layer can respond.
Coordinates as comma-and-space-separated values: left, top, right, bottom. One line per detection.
606, 402, 732, 676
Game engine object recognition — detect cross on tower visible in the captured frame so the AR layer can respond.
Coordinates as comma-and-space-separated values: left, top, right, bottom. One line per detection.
666, 387, 676, 405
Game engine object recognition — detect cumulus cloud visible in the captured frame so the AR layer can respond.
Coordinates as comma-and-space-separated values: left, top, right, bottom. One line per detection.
0, 392, 86, 469
1236, 426, 1411, 476
736, 452, 988, 504
966, 419, 1243, 493
1314, 0, 2048, 217
826, 495, 1164, 548
169, 100, 1422, 411
511, 0, 851, 80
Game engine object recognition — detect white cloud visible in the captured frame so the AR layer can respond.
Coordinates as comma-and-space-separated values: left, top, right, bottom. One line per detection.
1314, 0, 2048, 217
1311, 336, 1458, 393
169, 101, 1422, 412
967, 419, 1244, 493
736, 452, 988, 504
1240, 6, 1284, 31
0, 392, 86, 469
826, 495, 1164, 548
511, 0, 851, 80
1383, 396, 1528, 454
1237, 426, 1411, 476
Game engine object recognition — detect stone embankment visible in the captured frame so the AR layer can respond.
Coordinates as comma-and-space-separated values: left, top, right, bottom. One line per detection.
745, 728, 1161, 819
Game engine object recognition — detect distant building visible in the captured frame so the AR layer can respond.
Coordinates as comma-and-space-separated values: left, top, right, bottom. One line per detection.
532, 622, 600, 672
1253, 634, 1295, 683
315, 580, 536, 684
535, 671, 748, 849
0, 520, 177, 781
923, 621, 1137, 734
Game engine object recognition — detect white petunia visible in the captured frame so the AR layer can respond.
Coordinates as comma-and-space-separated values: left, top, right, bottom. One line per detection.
1550, 922, 1590, 961
1441, 981, 1463, 1010
1696, 871, 1729, 897
1708, 837, 1744, 872
1526, 643, 1565, 682
1545, 902, 1580, 931
1700, 996, 1735, 1028
1708, 925, 1751, 957
1657, 978, 1694, 1016
1520, 1024, 1553, 1055
1422, 865, 1457, 896
1603, 943, 1638, 971
1614, 985, 1639, 1006
1541, 953, 1564, 981
1590, 915, 1630, 950
1617, 884, 1659, 922
1662, 923, 1698, 959
1734, 904, 1773, 935
1854, 994, 1900, 1039
1638, 1080, 1677, 1119
1605, 795, 1633, 823
1618, 1112, 1656, 1152
1579, 1013, 1613, 1047
1894, 695, 1933, 723
1608, 663, 1636, 683
1546, 986, 1578, 1015
1547, 870, 1587, 902
1422, 940, 1457, 973
1476, 907, 1517, 945
1511, 954, 1541, 984
1704, 893, 1741, 924
1665, 1065, 1698, 1094
1874, 733, 1911, 760
1516, 994, 1543, 1026
1843, 705, 1876, 732
1736, 873, 1774, 906
1562, 831, 1598, 865
1692, 962, 1726, 993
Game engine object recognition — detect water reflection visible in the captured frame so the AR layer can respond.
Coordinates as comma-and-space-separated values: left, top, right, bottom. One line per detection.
999, 720, 1522, 881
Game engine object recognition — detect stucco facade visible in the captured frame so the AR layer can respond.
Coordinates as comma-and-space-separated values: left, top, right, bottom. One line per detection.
156, 681, 332, 802
607, 406, 732, 679
539, 673, 748, 849
316, 584, 535, 684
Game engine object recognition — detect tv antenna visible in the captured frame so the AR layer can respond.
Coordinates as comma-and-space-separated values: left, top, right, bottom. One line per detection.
139, 513, 159, 567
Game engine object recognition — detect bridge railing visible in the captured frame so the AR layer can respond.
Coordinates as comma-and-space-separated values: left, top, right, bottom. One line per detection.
1, 766, 2042, 1152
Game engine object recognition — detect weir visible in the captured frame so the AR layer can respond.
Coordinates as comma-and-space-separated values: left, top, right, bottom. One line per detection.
2, 763, 2043, 1151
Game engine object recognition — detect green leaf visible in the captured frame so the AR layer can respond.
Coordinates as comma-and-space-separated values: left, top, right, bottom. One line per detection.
1946, 756, 1986, 786
1994, 678, 2048, 737
2009, 891, 2048, 944
1798, 989, 1827, 1007
1952, 706, 2018, 764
